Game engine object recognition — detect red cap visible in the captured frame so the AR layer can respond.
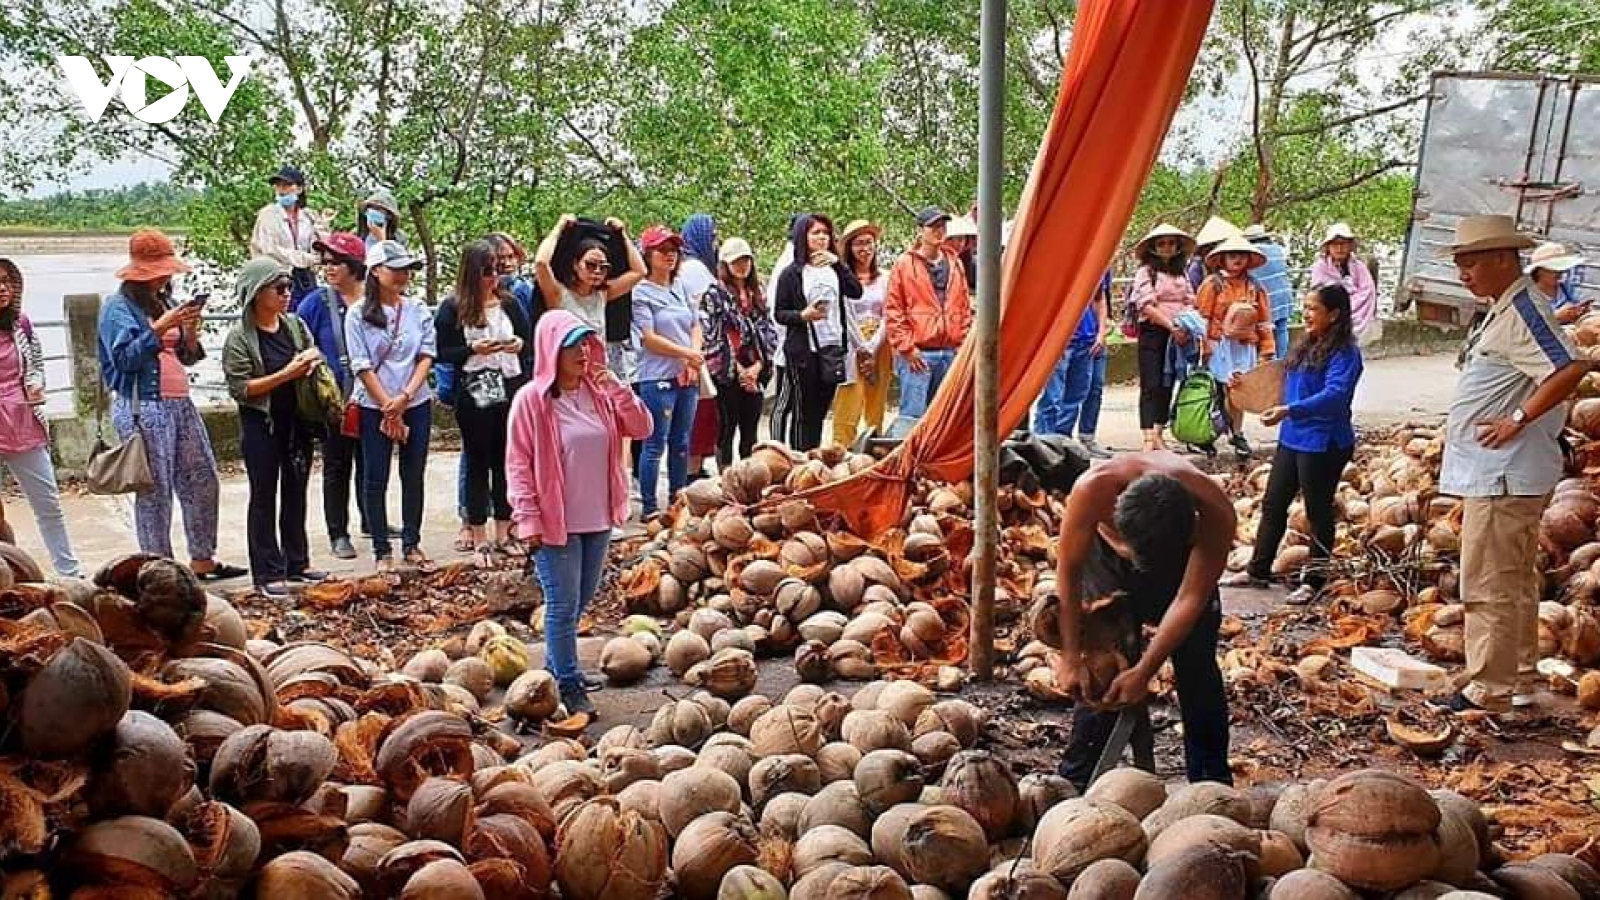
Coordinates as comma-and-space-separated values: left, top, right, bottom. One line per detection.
640, 225, 682, 252
313, 232, 366, 263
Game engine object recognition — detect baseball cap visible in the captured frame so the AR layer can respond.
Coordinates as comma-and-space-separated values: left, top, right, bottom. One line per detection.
915, 206, 950, 228
313, 232, 365, 263
365, 240, 424, 271
719, 237, 755, 264
561, 324, 598, 348
268, 165, 305, 186
640, 225, 683, 252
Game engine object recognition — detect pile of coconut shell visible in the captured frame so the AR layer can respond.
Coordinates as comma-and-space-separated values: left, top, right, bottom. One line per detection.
610, 441, 1065, 694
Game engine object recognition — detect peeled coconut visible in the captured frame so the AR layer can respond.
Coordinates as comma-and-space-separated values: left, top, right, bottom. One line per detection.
912, 731, 963, 771
20, 637, 133, 758
667, 631, 713, 677
88, 711, 195, 818
1305, 769, 1442, 892
554, 798, 669, 900
798, 781, 872, 839
685, 648, 759, 699
939, 751, 1020, 843
718, 865, 788, 900
1031, 799, 1146, 883
648, 699, 714, 750
659, 766, 743, 838
1141, 781, 1252, 840
1145, 814, 1262, 875
728, 696, 773, 737
443, 656, 496, 702
601, 636, 653, 684
817, 741, 864, 784
794, 824, 874, 877
856, 749, 926, 815
914, 700, 985, 748
749, 754, 822, 810
842, 709, 913, 753
760, 792, 811, 841
972, 866, 1070, 900
1257, 829, 1303, 878
1065, 858, 1141, 900
698, 743, 756, 789
672, 811, 761, 900
750, 705, 824, 758
876, 680, 935, 726
1527, 854, 1600, 900
504, 669, 560, 722
1083, 767, 1166, 821
254, 849, 361, 898
1268, 869, 1358, 900
403, 649, 451, 682
1269, 780, 1324, 852
1017, 774, 1079, 833
869, 803, 990, 893
1137, 843, 1249, 900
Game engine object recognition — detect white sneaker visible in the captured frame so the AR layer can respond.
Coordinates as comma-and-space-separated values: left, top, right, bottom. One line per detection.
1511, 693, 1537, 709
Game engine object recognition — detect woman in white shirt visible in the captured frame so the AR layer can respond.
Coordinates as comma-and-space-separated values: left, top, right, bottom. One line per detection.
830, 219, 890, 447
771, 214, 862, 452
435, 241, 535, 565
249, 166, 325, 304
534, 215, 646, 377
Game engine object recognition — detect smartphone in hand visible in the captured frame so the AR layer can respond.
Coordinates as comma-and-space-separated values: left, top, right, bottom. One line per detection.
186, 293, 210, 310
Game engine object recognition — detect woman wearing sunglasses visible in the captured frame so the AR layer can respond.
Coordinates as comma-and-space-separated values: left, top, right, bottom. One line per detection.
534, 215, 645, 377
223, 258, 328, 597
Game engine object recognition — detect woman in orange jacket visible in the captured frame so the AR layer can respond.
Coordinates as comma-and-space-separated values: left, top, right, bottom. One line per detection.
1196, 234, 1275, 457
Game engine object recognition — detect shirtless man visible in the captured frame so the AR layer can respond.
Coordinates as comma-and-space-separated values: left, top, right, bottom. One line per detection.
1052, 451, 1235, 789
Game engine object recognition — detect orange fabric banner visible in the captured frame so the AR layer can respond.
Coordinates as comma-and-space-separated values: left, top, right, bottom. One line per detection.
807, 0, 1215, 535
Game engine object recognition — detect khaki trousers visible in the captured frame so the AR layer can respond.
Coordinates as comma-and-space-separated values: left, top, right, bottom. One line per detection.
1459, 494, 1544, 711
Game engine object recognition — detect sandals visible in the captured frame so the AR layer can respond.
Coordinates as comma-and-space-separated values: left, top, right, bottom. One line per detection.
497, 537, 528, 557
453, 527, 474, 553
475, 544, 498, 569
403, 547, 434, 571
195, 562, 248, 581
1285, 585, 1319, 606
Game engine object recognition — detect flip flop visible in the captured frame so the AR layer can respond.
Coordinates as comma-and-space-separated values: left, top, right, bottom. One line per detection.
196, 563, 248, 581
453, 528, 474, 553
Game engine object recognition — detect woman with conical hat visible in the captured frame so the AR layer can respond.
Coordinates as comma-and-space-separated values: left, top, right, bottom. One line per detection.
1186, 215, 1241, 290
1196, 233, 1276, 457
1125, 222, 1198, 451
1310, 222, 1381, 345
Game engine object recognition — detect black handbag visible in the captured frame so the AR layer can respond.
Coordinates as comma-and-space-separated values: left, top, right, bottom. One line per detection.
807, 279, 849, 388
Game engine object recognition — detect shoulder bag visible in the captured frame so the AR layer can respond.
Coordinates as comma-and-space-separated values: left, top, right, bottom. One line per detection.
289, 315, 345, 428
86, 376, 154, 495
807, 279, 849, 388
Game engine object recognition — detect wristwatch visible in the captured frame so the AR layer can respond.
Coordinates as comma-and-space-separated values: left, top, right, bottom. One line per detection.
1511, 407, 1528, 425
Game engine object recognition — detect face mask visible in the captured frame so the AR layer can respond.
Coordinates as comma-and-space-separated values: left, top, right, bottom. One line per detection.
276, 193, 297, 209
366, 208, 388, 228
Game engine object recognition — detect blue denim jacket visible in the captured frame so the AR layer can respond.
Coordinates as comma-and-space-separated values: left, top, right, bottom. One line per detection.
96, 291, 204, 400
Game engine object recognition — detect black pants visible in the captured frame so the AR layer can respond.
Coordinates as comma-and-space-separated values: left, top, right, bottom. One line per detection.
793, 355, 838, 452
717, 385, 764, 467
241, 406, 312, 583
456, 398, 512, 526
770, 365, 801, 448
1249, 442, 1353, 587
321, 431, 367, 542
1137, 323, 1173, 429
1059, 538, 1231, 791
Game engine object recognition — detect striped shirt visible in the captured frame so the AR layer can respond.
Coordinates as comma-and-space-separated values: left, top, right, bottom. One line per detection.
1250, 238, 1295, 323
1440, 278, 1576, 498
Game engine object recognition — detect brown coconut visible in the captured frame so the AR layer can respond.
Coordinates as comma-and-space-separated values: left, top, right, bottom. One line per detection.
666, 630, 713, 677
88, 710, 195, 818
914, 700, 985, 748
749, 705, 824, 758
793, 824, 874, 877
659, 766, 743, 838
795, 864, 913, 900
1493, 863, 1582, 900
939, 750, 1020, 842
876, 680, 935, 726
503, 669, 560, 722
1141, 781, 1252, 840
971, 865, 1070, 900
405, 777, 475, 844
209, 724, 337, 806
798, 780, 872, 839
671, 811, 761, 900
21, 636, 133, 758
1528, 855, 1600, 900
1031, 799, 1147, 883
1016, 773, 1079, 833
399, 858, 486, 899
65, 815, 200, 895
1305, 770, 1442, 892
1066, 858, 1141, 900
600, 636, 653, 685
1268, 868, 1358, 899
856, 749, 926, 815
842, 709, 913, 753
255, 849, 361, 898
1269, 780, 1324, 852
870, 803, 991, 893
1145, 814, 1262, 876
1429, 806, 1482, 888
553, 798, 669, 900
1083, 768, 1166, 821
718, 864, 788, 899
1134, 843, 1248, 900
749, 753, 822, 810
759, 792, 810, 841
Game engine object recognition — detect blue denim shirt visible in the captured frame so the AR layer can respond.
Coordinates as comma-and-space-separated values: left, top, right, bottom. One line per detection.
1251, 239, 1295, 323
345, 297, 437, 409
295, 287, 356, 394
1280, 343, 1363, 453
96, 291, 204, 400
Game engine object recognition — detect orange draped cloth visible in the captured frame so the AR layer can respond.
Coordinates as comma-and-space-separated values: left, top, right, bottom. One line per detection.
807, 0, 1215, 535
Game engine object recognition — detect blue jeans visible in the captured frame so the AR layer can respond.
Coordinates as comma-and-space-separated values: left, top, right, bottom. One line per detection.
456, 447, 470, 520
1034, 340, 1105, 437
637, 380, 698, 516
359, 403, 431, 559
892, 348, 955, 437
536, 531, 611, 690
1274, 317, 1290, 361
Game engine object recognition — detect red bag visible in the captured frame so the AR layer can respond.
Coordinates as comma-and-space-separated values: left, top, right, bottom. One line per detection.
341, 403, 361, 438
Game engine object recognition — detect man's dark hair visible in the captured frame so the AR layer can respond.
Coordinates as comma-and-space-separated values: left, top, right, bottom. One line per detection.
1113, 474, 1196, 570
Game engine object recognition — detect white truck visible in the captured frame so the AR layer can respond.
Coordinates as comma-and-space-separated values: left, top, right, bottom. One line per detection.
1398, 71, 1597, 326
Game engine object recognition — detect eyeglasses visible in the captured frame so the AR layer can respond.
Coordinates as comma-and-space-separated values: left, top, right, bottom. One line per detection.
583, 260, 611, 273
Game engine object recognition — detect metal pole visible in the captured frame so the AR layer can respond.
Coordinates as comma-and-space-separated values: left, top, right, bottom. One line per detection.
970, 0, 1006, 682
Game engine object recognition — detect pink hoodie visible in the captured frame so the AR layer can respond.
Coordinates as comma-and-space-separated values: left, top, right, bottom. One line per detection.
507, 310, 654, 545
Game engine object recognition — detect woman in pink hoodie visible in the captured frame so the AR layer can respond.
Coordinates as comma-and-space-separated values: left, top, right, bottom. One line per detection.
1310, 222, 1379, 345
507, 310, 653, 714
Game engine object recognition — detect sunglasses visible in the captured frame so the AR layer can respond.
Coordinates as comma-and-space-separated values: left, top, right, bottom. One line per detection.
583, 260, 611, 273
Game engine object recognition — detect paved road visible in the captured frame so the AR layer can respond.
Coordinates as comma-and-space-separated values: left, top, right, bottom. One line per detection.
3, 353, 1460, 583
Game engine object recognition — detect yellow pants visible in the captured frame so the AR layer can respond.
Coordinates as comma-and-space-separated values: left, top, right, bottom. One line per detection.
1459, 494, 1544, 711
831, 343, 893, 448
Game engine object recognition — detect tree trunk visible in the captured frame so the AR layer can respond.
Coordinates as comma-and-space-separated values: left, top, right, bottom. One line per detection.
409, 201, 439, 304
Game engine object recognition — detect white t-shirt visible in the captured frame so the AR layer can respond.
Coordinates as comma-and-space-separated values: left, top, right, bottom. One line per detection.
803, 264, 844, 348
559, 284, 606, 332
678, 258, 716, 305
462, 304, 520, 377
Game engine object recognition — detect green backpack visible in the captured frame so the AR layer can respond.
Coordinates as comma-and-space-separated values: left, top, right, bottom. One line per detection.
1171, 371, 1223, 447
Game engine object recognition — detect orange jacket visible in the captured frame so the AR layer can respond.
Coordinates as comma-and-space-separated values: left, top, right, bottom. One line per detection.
884, 249, 973, 355
1195, 272, 1276, 358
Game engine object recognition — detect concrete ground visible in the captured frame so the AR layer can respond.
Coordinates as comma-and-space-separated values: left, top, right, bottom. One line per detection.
3, 352, 1459, 583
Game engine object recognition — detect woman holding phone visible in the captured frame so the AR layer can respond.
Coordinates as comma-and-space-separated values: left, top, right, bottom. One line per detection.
436, 240, 533, 566
97, 230, 246, 580
773, 213, 861, 451
508, 310, 654, 715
